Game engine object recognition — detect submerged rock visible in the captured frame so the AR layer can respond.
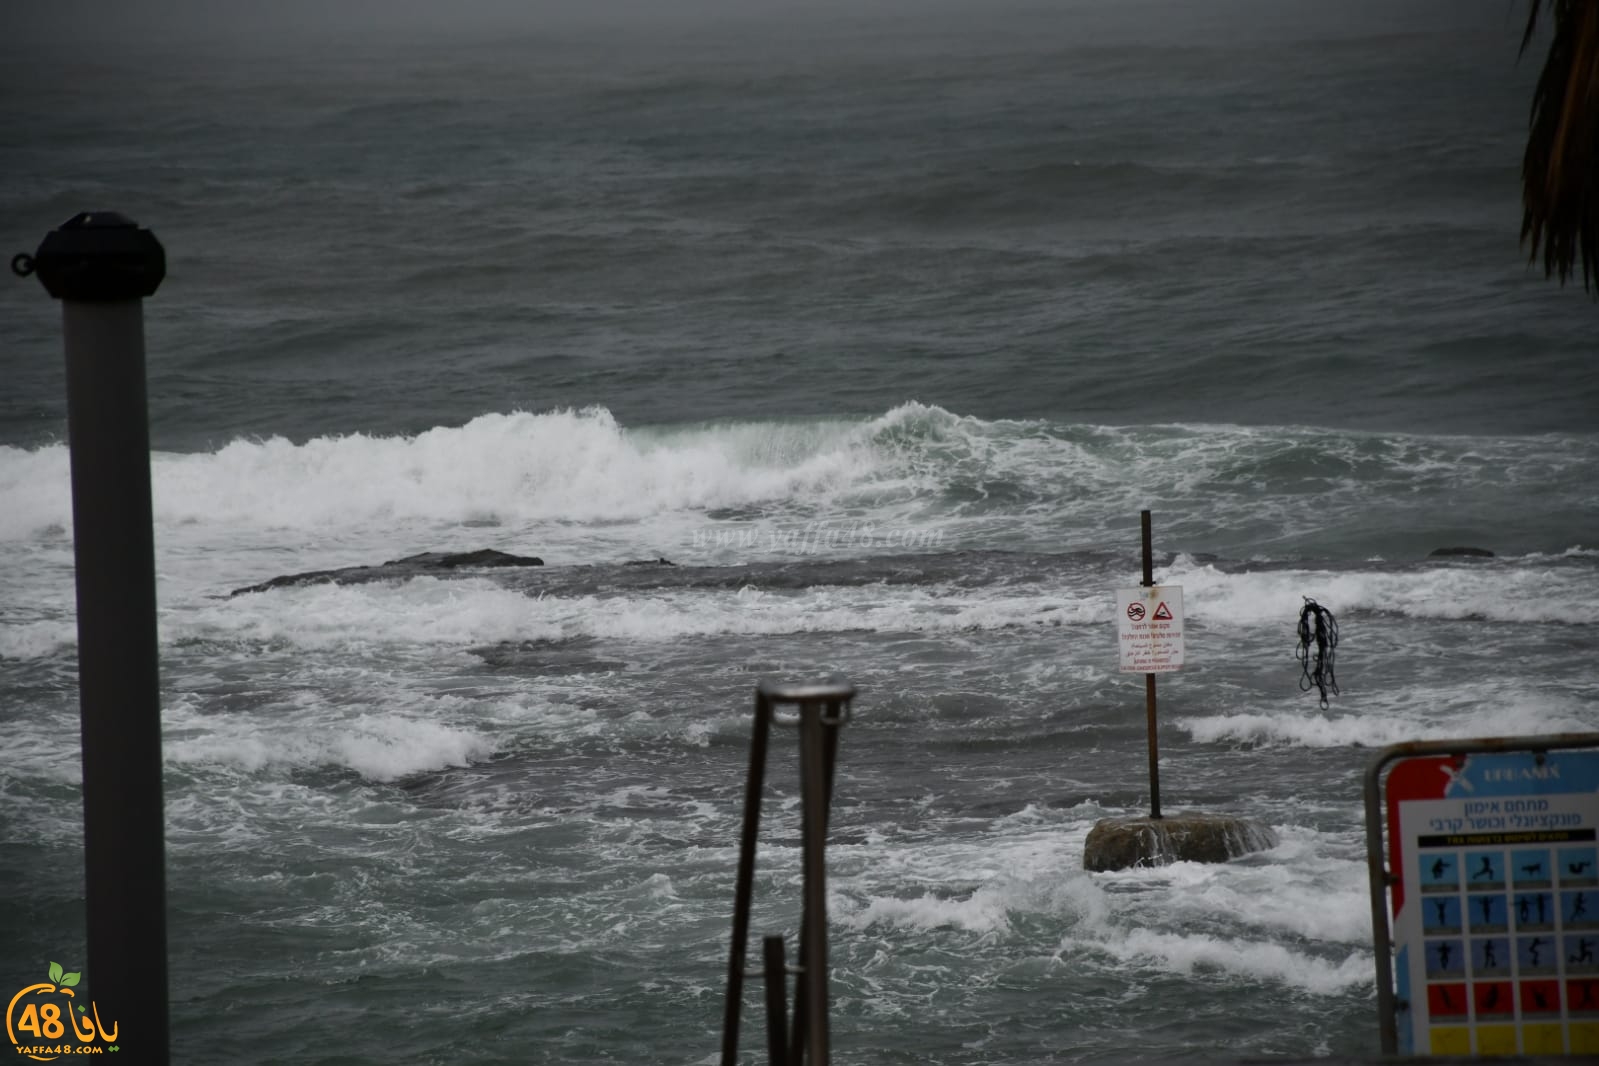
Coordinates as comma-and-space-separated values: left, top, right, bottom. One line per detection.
1428, 546, 1494, 558
1082, 812, 1278, 872
231, 548, 544, 596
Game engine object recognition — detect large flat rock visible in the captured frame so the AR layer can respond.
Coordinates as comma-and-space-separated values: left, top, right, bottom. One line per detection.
1083, 812, 1278, 872
230, 548, 544, 596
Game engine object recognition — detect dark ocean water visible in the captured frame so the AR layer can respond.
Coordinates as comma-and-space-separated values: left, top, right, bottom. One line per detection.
2, 1, 1597, 1062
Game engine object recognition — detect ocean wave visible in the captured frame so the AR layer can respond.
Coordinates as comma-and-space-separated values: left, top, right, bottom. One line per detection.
2, 404, 1593, 568
2, 406, 880, 537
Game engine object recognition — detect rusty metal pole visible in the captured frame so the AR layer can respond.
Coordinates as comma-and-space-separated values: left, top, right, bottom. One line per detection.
13, 212, 171, 1061
1142, 509, 1162, 820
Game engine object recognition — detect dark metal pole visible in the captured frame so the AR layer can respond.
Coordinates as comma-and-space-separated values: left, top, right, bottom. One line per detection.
796, 702, 830, 1066
760, 935, 789, 1066
722, 690, 774, 1064
1363, 752, 1400, 1055
727, 681, 850, 1066
16, 212, 170, 1061
787, 698, 842, 1065
1141, 509, 1161, 820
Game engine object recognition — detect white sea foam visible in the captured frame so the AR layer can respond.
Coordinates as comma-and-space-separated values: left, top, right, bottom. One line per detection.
0, 551, 1569, 663
1075, 927, 1370, 994
0, 618, 77, 660
1118, 847, 1372, 944
849, 885, 1020, 935
146, 576, 1106, 655
0, 444, 73, 543
1180, 692, 1597, 749
0, 407, 894, 541
1163, 556, 1599, 626
1063, 837, 1373, 991
833, 808, 1371, 994
158, 685, 508, 782
166, 711, 496, 781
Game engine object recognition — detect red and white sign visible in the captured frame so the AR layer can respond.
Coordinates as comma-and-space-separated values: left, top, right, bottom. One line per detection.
1115, 585, 1183, 673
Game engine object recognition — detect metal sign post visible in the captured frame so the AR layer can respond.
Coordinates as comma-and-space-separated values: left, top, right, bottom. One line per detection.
1365, 733, 1599, 1057
1116, 510, 1184, 819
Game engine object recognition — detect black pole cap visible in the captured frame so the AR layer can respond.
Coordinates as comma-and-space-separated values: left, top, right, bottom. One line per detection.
26, 211, 166, 301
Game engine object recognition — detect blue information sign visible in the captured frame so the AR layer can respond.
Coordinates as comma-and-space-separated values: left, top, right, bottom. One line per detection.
1386, 749, 1599, 1056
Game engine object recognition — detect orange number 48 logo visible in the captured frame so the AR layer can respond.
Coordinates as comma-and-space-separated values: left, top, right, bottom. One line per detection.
6, 962, 120, 1061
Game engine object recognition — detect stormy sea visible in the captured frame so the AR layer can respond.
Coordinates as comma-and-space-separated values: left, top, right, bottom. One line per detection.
2, 0, 1595, 1061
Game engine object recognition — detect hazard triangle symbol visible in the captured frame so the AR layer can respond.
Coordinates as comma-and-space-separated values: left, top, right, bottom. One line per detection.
1152, 602, 1173, 620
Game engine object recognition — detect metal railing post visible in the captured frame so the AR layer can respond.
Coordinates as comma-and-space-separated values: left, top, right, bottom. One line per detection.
721, 681, 853, 1066
722, 690, 775, 1063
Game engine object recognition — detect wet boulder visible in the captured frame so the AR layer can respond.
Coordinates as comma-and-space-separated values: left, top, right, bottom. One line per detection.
1083, 812, 1279, 872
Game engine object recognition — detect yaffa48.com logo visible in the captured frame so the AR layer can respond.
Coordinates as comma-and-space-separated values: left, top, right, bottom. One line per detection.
6, 962, 120, 1060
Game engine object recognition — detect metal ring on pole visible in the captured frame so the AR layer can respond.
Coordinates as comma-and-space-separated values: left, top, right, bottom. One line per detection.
10, 252, 34, 277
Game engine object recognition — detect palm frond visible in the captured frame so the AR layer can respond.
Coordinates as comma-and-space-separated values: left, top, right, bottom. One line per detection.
1521, 0, 1599, 294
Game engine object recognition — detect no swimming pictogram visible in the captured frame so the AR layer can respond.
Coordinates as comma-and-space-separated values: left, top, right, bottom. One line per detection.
1114, 585, 1184, 673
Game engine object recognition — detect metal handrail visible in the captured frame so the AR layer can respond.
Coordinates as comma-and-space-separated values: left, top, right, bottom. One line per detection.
721, 680, 855, 1066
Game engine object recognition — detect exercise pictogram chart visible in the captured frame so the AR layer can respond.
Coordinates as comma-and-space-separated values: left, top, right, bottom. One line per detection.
1385, 749, 1599, 1055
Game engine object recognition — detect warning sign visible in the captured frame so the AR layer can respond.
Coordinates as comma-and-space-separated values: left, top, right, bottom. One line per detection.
1115, 585, 1183, 673
1384, 749, 1599, 1056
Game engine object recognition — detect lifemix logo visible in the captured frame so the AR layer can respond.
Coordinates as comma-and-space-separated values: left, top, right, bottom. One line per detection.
6, 962, 120, 1060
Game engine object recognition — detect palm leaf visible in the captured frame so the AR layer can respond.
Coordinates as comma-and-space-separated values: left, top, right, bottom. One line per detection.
1521, 0, 1599, 295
